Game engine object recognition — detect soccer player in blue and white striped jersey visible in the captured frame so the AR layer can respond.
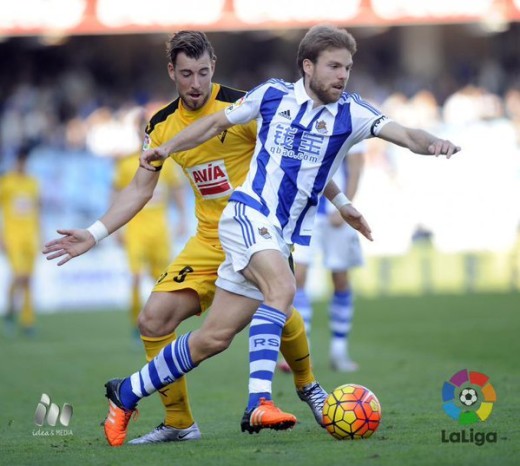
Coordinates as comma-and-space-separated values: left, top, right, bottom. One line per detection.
281, 141, 367, 374
98, 24, 460, 444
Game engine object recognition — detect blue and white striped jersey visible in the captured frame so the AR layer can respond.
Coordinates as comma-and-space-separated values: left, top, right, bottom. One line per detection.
224, 78, 389, 246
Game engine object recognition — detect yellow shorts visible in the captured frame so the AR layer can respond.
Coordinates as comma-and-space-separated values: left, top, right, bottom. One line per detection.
4, 234, 38, 274
153, 235, 224, 313
124, 228, 171, 278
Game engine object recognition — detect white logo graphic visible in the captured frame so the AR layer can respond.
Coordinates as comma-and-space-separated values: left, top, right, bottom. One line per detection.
34, 393, 73, 427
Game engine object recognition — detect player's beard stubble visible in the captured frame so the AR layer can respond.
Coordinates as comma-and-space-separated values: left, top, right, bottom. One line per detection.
308, 76, 345, 105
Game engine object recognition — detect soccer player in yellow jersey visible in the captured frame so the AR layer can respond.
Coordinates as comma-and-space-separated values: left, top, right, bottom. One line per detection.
0, 146, 40, 336
113, 151, 186, 338
44, 31, 327, 445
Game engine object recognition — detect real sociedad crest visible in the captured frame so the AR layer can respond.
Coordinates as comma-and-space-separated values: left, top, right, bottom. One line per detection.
315, 120, 328, 134
258, 227, 272, 239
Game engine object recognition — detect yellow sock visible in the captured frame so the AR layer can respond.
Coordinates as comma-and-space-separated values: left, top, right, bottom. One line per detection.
141, 333, 195, 429
20, 287, 34, 327
280, 308, 315, 389
130, 284, 140, 327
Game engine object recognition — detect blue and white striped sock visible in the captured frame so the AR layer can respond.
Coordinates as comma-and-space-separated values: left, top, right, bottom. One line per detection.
294, 287, 313, 335
330, 290, 354, 344
119, 332, 196, 409
248, 304, 287, 410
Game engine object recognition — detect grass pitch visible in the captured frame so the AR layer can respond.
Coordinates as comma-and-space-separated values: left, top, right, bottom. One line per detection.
1, 292, 519, 465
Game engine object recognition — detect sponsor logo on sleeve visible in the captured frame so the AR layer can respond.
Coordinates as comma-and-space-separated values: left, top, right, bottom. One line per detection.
142, 133, 152, 150
225, 96, 246, 115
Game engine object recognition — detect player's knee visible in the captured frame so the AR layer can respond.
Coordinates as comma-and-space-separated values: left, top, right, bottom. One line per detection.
137, 312, 156, 336
137, 307, 178, 337
263, 277, 296, 311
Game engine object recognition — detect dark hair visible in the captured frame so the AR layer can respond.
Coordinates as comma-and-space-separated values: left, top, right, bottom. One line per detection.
166, 31, 217, 66
296, 25, 357, 77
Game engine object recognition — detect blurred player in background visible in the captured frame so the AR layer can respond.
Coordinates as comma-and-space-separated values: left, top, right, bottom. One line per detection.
112, 108, 187, 340
0, 145, 40, 336
280, 142, 366, 373
44, 31, 327, 445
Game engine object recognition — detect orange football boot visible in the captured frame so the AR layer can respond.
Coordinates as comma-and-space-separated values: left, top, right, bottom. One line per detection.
103, 378, 138, 446
241, 398, 297, 434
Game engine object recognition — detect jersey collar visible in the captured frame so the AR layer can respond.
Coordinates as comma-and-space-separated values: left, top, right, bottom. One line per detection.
294, 78, 339, 116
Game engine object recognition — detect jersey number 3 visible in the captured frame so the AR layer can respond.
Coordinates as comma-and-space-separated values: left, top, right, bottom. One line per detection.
174, 266, 194, 283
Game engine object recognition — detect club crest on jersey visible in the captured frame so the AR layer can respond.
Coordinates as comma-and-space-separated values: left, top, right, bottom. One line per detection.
218, 130, 228, 143
258, 227, 272, 239
315, 120, 328, 134
186, 160, 233, 199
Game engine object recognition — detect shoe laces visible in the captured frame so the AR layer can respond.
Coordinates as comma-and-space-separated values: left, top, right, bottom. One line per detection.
153, 423, 168, 431
119, 408, 139, 426
303, 383, 326, 404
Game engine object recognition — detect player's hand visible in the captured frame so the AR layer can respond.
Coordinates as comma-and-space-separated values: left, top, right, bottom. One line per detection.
42, 229, 96, 266
140, 146, 169, 171
428, 139, 461, 159
338, 204, 373, 241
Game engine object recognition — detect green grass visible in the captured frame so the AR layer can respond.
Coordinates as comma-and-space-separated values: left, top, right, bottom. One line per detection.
1, 292, 519, 465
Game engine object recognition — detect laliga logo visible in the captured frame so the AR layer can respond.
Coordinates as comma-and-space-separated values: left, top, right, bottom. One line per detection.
441, 369, 497, 446
442, 369, 496, 424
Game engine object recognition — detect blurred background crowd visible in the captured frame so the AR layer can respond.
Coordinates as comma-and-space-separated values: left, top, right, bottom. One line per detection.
0, 7, 519, 313
2, 25, 520, 160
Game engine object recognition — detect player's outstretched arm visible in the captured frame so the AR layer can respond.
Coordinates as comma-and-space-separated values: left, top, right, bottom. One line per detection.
378, 121, 461, 157
140, 110, 233, 171
43, 229, 96, 266
43, 166, 160, 266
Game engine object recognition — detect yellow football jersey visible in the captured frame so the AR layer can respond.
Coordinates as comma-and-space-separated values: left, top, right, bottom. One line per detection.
145, 83, 257, 241
0, 171, 40, 239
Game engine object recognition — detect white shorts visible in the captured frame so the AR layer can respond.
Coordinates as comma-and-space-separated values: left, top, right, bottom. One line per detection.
292, 215, 364, 271
216, 201, 291, 301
